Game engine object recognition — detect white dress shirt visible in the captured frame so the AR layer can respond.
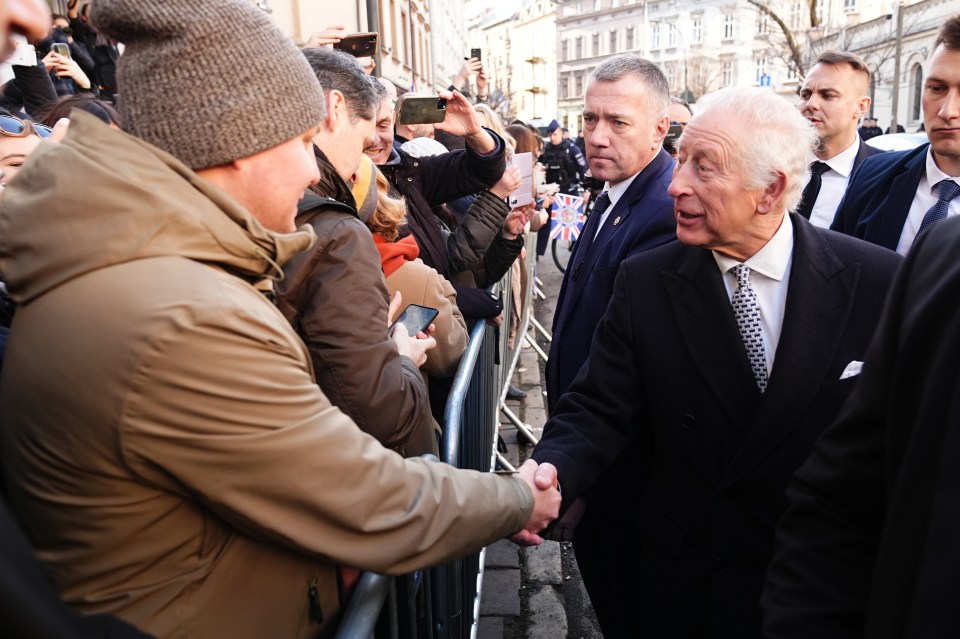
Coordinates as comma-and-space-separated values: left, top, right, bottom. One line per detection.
713, 214, 795, 378
593, 171, 641, 239
807, 137, 861, 229
895, 147, 960, 255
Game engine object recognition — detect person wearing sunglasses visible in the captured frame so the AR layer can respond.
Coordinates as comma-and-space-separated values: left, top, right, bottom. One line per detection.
0, 111, 51, 187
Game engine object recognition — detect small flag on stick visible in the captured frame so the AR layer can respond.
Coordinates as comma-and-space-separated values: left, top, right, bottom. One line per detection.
550, 193, 586, 241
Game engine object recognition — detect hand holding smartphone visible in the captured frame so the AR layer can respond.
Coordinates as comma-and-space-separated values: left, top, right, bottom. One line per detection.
333, 32, 378, 58
389, 304, 439, 337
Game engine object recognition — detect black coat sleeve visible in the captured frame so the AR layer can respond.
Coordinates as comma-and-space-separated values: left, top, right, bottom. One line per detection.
416, 129, 506, 207
7, 64, 57, 118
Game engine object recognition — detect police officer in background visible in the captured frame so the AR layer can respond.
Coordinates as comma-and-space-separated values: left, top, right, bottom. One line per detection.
540, 118, 586, 196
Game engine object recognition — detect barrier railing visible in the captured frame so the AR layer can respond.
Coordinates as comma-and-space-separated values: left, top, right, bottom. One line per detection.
334, 231, 541, 639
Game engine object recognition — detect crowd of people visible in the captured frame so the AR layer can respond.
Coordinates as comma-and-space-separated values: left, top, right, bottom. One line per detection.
0, 0, 957, 638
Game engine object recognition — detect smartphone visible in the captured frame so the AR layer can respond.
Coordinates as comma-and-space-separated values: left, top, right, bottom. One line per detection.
471, 48, 482, 61
52, 43, 71, 58
397, 95, 447, 126
663, 122, 683, 153
333, 32, 378, 58
389, 304, 439, 337
509, 152, 534, 209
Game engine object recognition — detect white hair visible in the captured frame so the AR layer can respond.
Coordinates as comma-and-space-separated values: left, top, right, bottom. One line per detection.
689, 87, 818, 213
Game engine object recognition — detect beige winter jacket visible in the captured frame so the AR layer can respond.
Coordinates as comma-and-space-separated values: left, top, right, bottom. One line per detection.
0, 113, 532, 638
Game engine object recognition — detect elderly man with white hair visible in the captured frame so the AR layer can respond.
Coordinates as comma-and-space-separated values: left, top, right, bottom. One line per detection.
529, 86, 902, 638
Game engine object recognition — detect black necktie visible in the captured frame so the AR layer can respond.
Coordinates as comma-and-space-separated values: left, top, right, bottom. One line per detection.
795, 161, 829, 219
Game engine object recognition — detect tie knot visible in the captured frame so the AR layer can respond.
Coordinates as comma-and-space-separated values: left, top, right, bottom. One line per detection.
732, 264, 751, 288
937, 179, 960, 203
810, 161, 829, 177
592, 192, 611, 216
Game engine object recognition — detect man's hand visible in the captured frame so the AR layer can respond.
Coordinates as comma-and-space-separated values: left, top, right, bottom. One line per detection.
452, 57, 481, 89
510, 460, 561, 546
387, 291, 436, 367
42, 52, 91, 89
489, 165, 521, 199
543, 496, 587, 542
391, 323, 436, 368
434, 90, 495, 153
305, 26, 348, 48
502, 204, 535, 240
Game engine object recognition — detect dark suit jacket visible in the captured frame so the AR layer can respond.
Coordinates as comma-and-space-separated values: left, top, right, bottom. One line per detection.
830, 143, 928, 251
763, 216, 960, 639
545, 148, 676, 413
534, 215, 901, 638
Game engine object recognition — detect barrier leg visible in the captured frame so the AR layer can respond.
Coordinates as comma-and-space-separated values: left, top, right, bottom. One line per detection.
500, 402, 539, 445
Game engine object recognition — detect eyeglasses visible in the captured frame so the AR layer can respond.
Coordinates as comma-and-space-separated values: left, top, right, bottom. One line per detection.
0, 115, 52, 140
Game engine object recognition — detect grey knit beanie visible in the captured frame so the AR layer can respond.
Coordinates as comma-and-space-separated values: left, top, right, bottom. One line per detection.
90, 0, 325, 170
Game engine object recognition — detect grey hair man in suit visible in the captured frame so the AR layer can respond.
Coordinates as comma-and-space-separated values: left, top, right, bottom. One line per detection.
531, 86, 902, 638
795, 50, 883, 227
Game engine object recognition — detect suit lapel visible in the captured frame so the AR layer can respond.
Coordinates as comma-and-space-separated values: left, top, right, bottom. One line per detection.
663, 248, 761, 433
720, 216, 859, 487
865, 146, 927, 251
558, 149, 673, 334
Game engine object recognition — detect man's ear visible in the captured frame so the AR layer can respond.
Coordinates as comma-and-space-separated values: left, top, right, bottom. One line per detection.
653, 115, 670, 148
757, 170, 788, 214
856, 95, 871, 121
326, 90, 346, 129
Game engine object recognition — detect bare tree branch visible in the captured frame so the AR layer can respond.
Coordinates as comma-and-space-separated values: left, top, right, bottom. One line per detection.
747, 0, 808, 77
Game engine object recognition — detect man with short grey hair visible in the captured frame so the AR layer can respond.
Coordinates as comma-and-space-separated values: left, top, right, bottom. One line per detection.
542, 53, 677, 638
533, 86, 900, 638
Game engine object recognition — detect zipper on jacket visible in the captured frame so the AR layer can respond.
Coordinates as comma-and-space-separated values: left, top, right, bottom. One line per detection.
308, 577, 324, 624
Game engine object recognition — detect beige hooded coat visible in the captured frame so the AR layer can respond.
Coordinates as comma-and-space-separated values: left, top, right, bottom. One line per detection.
0, 113, 532, 638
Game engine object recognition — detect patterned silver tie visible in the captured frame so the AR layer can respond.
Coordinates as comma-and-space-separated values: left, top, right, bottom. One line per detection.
731, 264, 767, 393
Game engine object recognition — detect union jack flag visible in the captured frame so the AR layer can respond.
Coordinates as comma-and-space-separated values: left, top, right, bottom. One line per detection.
549, 193, 586, 241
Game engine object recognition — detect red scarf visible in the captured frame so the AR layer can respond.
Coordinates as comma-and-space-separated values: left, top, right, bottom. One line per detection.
373, 234, 419, 278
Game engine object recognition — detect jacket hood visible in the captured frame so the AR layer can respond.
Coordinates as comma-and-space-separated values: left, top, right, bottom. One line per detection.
310, 146, 357, 211
0, 111, 316, 304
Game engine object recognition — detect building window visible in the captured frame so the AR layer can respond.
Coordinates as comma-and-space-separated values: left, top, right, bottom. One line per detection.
843, 0, 856, 11
754, 56, 767, 83
651, 22, 661, 49
560, 74, 569, 99
626, 26, 635, 49
721, 60, 733, 86
576, 36, 584, 58
611, 0, 620, 6
692, 18, 703, 44
911, 63, 923, 121
609, 29, 618, 53
592, 32, 600, 56
594, 0, 602, 10
561, 38, 568, 61
787, 63, 798, 80
575, 73, 584, 96
723, 14, 734, 39
757, 13, 769, 35
664, 63, 677, 90
667, 23, 677, 47
791, 1, 803, 29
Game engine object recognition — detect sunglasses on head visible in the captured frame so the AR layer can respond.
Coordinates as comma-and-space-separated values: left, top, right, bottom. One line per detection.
0, 115, 53, 140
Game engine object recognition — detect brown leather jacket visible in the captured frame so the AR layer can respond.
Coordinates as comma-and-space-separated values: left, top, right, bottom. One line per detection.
276, 150, 435, 454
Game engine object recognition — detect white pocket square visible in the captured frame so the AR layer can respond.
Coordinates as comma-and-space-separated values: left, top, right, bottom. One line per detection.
839, 361, 863, 380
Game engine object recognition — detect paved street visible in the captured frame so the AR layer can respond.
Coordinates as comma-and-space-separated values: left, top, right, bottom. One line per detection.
479, 241, 604, 639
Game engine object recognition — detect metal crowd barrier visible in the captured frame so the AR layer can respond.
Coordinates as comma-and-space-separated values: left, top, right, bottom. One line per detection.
334, 232, 541, 639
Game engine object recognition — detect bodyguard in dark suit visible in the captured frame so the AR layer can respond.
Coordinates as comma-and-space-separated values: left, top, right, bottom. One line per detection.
796, 51, 884, 228
764, 18, 960, 639
542, 54, 675, 638
831, 21, 960, 255
532, 87, 901, 638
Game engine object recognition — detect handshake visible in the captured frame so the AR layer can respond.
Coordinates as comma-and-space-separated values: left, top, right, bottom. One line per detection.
509, 459, 563, 546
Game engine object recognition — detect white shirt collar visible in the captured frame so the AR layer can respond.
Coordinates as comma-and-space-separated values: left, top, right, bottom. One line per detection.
926, 145, 960, 192
712, 213, 794, 282
603, 171, 641, 210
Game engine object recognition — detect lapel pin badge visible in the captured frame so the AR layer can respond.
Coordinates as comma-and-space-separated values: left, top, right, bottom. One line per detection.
613, 216, 621, 226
